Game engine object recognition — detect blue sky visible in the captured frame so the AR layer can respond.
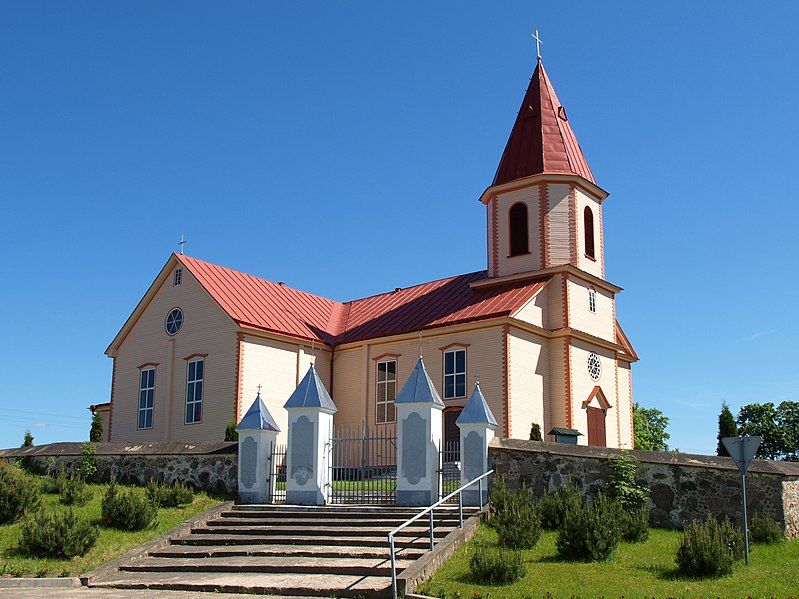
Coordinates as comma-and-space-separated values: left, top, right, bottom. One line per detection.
1, 2, 797, 453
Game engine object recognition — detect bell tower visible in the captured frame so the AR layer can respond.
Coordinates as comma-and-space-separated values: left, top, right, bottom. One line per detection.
481, 58, 608, 281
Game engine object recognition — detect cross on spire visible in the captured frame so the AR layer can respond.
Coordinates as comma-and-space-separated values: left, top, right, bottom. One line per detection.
532, 29, 543, 61
177, 234, 188, 255
257, 384, 262, 395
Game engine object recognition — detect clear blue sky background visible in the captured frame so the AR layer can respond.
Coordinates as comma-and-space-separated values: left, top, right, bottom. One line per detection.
1, 2, 797, 454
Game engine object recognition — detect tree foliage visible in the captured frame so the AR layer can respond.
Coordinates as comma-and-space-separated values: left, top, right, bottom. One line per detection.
89, 410, 104, 443
529, 422, 542, 442
737, 401, 799, 460
633, 403, 670, 452
22, 430, 34, 448
224, 420, 239, 442
717, 402, 738, 457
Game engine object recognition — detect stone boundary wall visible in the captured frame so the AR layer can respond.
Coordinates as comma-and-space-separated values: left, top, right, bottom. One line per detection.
489, 438, 799, 538
0, 442, 238, 496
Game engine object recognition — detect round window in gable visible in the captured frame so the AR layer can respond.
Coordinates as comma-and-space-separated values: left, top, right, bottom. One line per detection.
587, 352, 602, 381
165, 308, 183, 336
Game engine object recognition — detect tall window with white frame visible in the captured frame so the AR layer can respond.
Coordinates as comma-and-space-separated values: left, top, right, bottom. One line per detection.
443, 348, 466, 399
589, 288, 597, 313
185, 359, 204, 424
376, 360, 397, 424
138, 368, 155, 430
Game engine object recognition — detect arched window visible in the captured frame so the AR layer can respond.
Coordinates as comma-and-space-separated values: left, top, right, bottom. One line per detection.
584, 206, 596, 259
509, 202, 529, 256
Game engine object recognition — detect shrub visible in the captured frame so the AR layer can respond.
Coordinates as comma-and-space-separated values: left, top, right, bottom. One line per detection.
101, 479, 157, 531
22, 430, 34, 447
89, 410, 104, 443
0, 462, 41, 524
676, 518, 743, 578
749, 513, 783, 544
556, 493, 621, 561
225, 420, 239, 442
77, 442, 98, 481
529, 422, 543, 441
487, 477, 514, 523
538, 483, 582, 530
469, 546, 526, 585
606, 452, 648, 512
146, 481, 194, 508
494, 500, 541, 549
40, 466, 68, 495
19, 507, 98, 558
59, 475, 92, 507
615, 504, 650, 543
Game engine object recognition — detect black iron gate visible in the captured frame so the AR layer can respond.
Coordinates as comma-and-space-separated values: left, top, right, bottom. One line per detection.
439, 439, 461, 503
327, 423, 397, 505
268, 443, 287, 503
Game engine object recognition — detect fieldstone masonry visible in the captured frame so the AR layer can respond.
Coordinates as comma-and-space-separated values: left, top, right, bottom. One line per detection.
1, 442, 238, 496
489, 438, 799, 538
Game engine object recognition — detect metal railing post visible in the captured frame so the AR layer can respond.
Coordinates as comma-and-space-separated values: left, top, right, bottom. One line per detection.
429, 508, 435, 550
389, 533, 397, 599
458, 489, 463, 528
478, 477, 483, 508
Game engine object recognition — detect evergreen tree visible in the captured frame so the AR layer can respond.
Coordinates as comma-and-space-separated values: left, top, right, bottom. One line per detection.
89, 411, 104, 443
529, 422, 542, 442
717, 401, 738, 456
224, 420, 239, 442
22, 430, 33, 448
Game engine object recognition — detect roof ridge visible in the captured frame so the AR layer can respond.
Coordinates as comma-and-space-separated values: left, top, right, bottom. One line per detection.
344, 269, 488, 305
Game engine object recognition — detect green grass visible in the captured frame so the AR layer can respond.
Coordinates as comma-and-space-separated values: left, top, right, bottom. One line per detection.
0, 481, 221, 578
418, 523, 799, 599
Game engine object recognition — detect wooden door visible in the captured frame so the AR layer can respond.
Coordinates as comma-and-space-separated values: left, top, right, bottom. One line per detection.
587, 407, 606, 447
443, 409, 462, 448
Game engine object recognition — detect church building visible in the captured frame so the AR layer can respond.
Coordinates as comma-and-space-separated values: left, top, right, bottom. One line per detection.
104, 57, 638, 449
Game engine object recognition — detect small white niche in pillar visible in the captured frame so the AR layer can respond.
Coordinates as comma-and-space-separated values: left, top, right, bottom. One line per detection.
456, 381, 497, 506
395, 357, 444, 506
237, 391, 280, 504
284, 364, 336, 505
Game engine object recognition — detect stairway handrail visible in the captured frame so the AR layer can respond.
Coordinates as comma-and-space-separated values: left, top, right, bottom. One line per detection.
387, 469, 493, 599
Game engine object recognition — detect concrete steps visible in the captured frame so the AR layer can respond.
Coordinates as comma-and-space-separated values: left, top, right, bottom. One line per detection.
88, 504, 475, 597
90, 571, 393, 597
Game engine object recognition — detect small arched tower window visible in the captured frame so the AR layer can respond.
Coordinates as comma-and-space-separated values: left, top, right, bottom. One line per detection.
509, 202, 529, 256
584, 206, 596, 259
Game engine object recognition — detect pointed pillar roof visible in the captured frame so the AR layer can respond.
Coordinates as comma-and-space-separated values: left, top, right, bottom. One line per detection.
456, 382, 498, 427
283, 364, 337, 412
395, 357, 444, 407
493, 60, 594, 186
237, 392, 280, 432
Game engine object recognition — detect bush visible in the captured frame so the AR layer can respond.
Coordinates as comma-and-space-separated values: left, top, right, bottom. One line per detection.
494, 500, 541, 549
676, 518, 743, 578
19, 507, 98, 558
538, 483, 582, 530
529, 422, 542, 441
224, 420, 239, 442
469, 546, 526, 585
101, 479, 157, 531
606, 452, 648, 512
22, 430, 34, 447
0, 462, 41, 524
615, 504, 650, 543
40, 466, 68, 495
556, 493, 621, 561
146, 481, 194, 508
77, 442, 98, 481
749, 513, 783, 544
59, 475, 92, 507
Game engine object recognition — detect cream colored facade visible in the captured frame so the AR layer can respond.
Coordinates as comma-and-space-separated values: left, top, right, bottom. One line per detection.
104, 61, 638, 449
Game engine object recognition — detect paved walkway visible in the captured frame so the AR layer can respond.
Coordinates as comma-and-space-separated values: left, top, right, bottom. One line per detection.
1, 589, 285, 599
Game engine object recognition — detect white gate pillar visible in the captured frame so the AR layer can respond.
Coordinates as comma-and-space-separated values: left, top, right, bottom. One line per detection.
284, 364, 336, 505
457, 381, 497, 506
237, 391, 280, 504
395, 357, 444, 506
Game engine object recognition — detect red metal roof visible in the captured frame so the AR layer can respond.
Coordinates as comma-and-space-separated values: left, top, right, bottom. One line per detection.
178, 255, 547, 345
493, 60, 594, 186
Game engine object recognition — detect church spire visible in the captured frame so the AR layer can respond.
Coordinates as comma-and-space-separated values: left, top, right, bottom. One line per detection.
492, 60, 594, 186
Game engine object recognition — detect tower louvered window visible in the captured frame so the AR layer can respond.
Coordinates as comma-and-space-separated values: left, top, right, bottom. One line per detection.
509, 202, 529, 256
584, 206, 595, 259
